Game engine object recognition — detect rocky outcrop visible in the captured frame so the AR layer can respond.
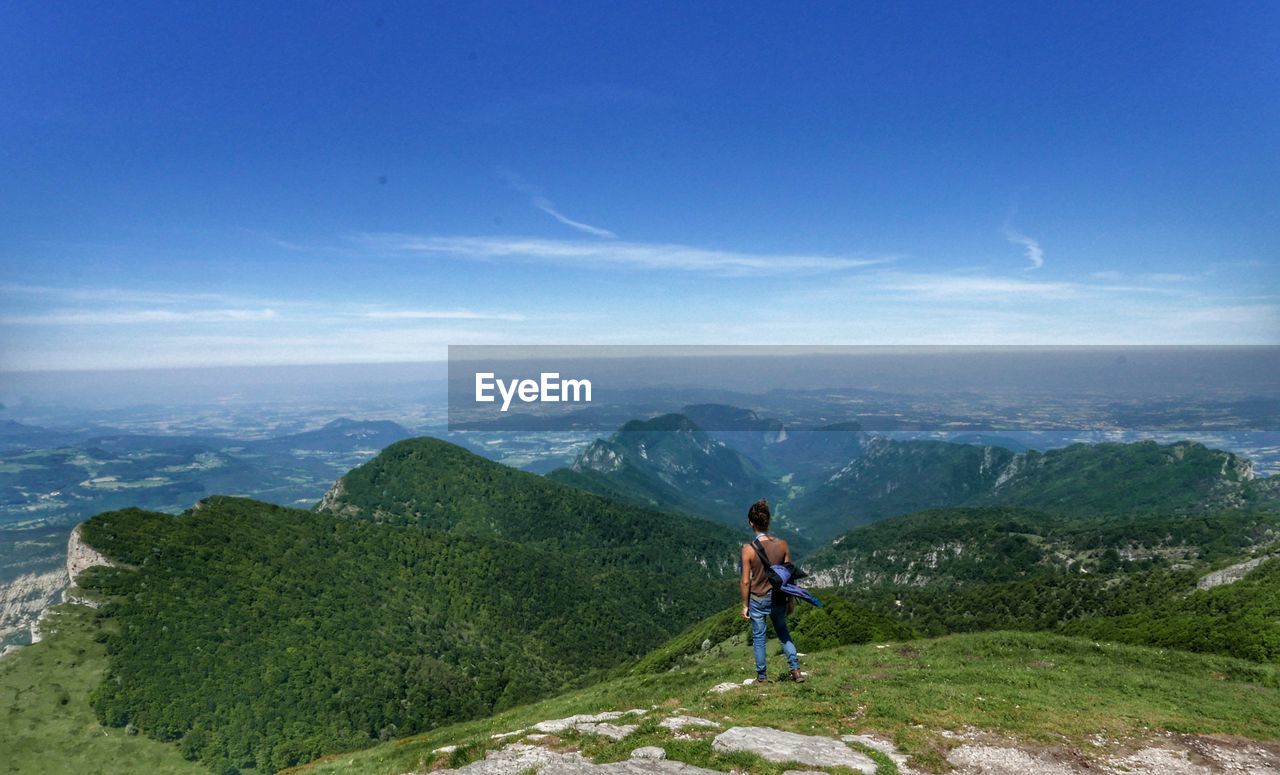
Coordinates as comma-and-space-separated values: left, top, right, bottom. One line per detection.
445, 743, 721, 773
711, 726, 877, 774
314, 477, 362, 517
1197, 556, 1271, 590
0, 524, 117, 656
66, 523, 115, 584
0, 568, 66, 647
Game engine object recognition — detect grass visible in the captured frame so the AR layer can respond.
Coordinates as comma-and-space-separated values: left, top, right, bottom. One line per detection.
291, 628, 1280, 775
0, 600, 202, 775
6, 598, 1278, 774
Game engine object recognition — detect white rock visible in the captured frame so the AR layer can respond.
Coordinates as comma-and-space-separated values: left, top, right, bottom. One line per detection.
712, 727, 876, 774
708, 682, 740, 694
531, 710, 639, 734
525, 710, 646, 741
630, 747, 666, 760
443, 742, 724, 773
576, 723, 638, 741
490, 729, 524, 740
67, 524, 116, 583
659, 716, 719, 731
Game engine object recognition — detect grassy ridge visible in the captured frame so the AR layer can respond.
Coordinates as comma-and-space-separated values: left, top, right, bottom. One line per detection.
624, 596, 916, 676
0, 601, 202, 775
292, 629, 1280, 775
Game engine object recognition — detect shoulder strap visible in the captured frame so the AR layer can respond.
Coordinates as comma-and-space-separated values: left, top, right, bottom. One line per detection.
751, 538, 774, 570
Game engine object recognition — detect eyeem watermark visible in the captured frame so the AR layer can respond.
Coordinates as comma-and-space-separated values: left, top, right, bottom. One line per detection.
474, 371, 593, 412
449, 345, 1280, 431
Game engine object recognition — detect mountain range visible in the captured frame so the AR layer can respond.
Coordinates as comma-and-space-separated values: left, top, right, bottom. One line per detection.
3, 408, 1279, 774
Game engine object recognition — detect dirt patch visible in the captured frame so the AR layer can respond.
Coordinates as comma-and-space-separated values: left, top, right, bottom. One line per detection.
895, 645, 920, 658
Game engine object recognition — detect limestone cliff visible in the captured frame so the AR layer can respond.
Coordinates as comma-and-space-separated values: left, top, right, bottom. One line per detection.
66, 523, 115, 584
0, 568, 66, 647
314, 476, 362, 517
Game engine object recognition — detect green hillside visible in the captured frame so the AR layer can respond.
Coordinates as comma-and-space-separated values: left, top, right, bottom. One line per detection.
1, 601, 203, 775
806, 507, 1280, 586
70, 433, 747, 774
807, 507, 1280, 662
321, 436, 743, 569
971, 439, 1265, 513
623, 595, 915, 676
13, 434, 1279, 773
1062, 557, 1280, 662
547, 414, 782, 528
291, 628, 1280, 775
792, 439, 1272, 541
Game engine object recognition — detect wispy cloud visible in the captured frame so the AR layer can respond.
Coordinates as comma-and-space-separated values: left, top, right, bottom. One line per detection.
874, 273, 1075, 299
529, 196, 617, 238
792, 270, 1197, 305
357, 233, 894, 276
0, 284, 531, 329
1003, 228, 1045, 270
1090, 271, 1196, 283
363, 309, 526, 321
0, 308, 279, 325
499, 169, 617, 238
0, 283, 280, 307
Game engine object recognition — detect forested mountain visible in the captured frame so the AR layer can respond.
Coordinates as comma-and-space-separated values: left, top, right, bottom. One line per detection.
546, 414, 781, 528
242, 417, 413, 455
317, 436, 742, 566
1061, 557, 1280, 662
791, 438, 1274, 541
806, 507, 1280, 587
72, 437, 744, 772
545, 409, 1275, 546
806, 506, 1280, 662
17, 429, 1280, 774
789, 439, 1018, 540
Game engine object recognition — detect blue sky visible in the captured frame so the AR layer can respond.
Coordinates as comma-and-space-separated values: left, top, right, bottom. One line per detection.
2, 2, 1277, 370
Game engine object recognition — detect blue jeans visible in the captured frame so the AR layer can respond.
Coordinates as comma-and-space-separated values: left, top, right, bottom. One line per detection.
749, 594, 799, 677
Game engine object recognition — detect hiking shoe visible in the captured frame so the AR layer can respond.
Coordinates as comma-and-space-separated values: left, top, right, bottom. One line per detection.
790, 669, 806, 683
754, 675, 770, 684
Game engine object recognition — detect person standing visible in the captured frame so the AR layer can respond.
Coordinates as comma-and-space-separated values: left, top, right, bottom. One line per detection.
740, 499, 804, 683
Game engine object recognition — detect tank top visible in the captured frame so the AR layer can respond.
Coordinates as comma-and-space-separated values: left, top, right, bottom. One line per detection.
747, 536, 788, 597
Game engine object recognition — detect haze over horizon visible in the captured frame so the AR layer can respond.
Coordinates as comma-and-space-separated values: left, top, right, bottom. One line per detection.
3, 3, 1278, 371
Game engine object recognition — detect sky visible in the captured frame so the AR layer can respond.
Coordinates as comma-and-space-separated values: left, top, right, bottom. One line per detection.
2, 1, 1278, 371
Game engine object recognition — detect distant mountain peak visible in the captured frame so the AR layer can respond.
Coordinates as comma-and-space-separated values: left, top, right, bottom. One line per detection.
619, 413, 702, 433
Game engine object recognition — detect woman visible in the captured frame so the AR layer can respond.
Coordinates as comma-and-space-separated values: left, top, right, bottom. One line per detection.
739, 498, 804, 683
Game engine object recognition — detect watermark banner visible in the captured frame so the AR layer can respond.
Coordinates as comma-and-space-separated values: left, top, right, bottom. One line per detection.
447, 345, 1279, 432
